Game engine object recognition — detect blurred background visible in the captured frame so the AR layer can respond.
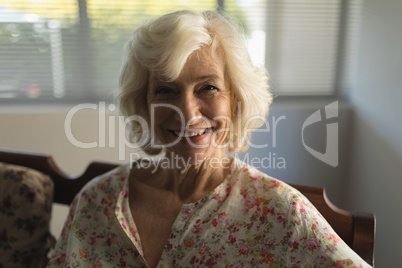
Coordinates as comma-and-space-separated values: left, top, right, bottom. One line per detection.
0, 0, 401, 266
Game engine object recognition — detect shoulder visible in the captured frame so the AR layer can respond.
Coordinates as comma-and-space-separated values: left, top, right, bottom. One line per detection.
231, 158, 303, 206
230, 158, 323, 225
61, 164, 131, 242
73, 163, 131, 206
230, 159, 371, 266
81, 163, 130, 192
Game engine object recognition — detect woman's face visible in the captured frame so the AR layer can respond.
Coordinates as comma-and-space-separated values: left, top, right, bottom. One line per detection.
147, 48, 232, 162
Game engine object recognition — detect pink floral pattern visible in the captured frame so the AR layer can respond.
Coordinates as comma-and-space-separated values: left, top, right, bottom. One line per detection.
48, 159, 371, 267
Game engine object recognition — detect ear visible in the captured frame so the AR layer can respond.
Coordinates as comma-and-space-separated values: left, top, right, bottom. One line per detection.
230, 89, 239, 118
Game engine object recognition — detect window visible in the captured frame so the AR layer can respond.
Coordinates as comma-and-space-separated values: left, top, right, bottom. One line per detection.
225, 0, 362, 95
0, 0, 361, 102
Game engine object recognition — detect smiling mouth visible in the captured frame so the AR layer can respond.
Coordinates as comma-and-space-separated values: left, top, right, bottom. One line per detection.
169, 128, 212, 138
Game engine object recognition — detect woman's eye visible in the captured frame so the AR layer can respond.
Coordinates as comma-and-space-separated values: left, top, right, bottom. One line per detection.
154, 87, 172, 95
200, 85, 218, 93
196, 85, 219, 98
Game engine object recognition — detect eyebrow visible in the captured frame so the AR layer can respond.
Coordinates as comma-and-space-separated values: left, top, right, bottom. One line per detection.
195, 74, 221, 82
150, 74, 170, 82
150, 74, 222, 83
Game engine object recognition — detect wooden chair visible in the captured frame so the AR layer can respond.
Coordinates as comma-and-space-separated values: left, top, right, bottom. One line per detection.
0, 148, 375, 266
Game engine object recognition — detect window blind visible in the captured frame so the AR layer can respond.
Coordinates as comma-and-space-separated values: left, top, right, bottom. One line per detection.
225, 0, 362, 96
0, 0, 361, 102
0, 0, 216, 101
0, 1, 78, 100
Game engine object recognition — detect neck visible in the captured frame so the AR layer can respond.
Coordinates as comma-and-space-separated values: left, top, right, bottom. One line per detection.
134, 151, 233, 204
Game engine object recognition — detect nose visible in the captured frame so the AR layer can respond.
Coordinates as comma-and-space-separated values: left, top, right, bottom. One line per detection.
174, 92, 202, 125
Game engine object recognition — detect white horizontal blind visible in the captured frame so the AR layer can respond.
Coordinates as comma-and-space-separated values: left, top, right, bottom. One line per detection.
225, 0, 362, 96
0, 0, 361, 101
0, 1, 78, 100
0, 0, 216, 101
267, 0, 340, 95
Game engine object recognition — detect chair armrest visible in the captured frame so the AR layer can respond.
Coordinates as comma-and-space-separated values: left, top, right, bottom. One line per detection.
353, 212, 376, 266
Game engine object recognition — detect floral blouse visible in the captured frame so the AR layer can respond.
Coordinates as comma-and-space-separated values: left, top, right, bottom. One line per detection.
48, 158, 371, 267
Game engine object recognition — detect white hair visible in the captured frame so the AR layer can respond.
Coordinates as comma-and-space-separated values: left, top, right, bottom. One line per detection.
118, 10, 273, 154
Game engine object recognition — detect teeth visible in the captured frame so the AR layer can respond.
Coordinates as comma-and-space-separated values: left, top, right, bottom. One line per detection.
174, 129, 208, 138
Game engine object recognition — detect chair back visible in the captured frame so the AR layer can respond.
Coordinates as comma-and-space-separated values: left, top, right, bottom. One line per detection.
0, 148, 375, 266
0, 148, 118, 204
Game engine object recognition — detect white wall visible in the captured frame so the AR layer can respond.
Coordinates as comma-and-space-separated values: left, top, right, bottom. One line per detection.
0, 106, 129, 175
240, 98, 354, 208
345, 0, 402, 266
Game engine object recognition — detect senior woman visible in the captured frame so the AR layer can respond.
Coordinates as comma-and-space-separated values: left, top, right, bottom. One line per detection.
48, 10, 370, 267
